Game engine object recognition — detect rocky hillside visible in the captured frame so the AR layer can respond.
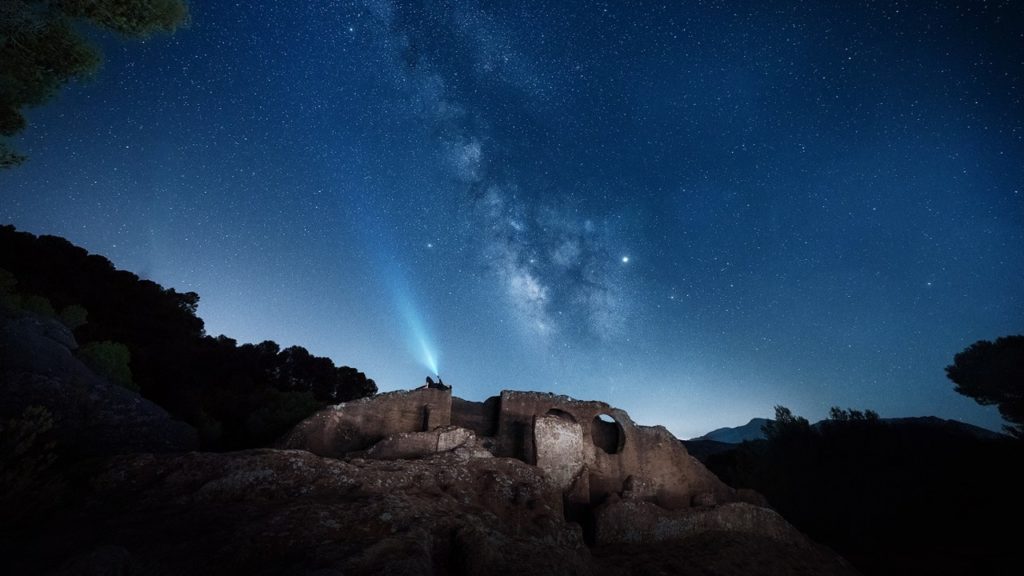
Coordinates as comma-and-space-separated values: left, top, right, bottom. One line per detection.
0, 310, 197, 457
0, 225, 378, 450
5, 447, 857, 576
1, 310, 857, 575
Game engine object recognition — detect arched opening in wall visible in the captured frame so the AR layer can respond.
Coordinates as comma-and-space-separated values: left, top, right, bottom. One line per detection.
545, 408, 577, 422
591, 413, 624, 454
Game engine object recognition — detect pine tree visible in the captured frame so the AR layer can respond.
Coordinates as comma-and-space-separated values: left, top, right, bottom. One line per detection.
0, 0, 188, 167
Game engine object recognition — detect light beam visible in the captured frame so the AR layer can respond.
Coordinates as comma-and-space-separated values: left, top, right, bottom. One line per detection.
385, 261, 440, 377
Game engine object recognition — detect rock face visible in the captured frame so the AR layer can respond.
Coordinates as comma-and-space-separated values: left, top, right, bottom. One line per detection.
283, 388, 736, 524
9, 449, 857, 576
0, 312, 197, 456
281, 387, 453, 456
18, 449, 590, 576
593, 500, 808, 546
278, 386, 826, 561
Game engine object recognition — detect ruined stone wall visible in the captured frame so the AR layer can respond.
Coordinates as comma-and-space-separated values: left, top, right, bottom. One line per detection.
278, 388, 452, 458
282, 387, 734, 512
450, 396, 500, 437
362, 426, 484, 460
494, 390, 734, 510
494, 391, 555, 462
618, 423, 734, 508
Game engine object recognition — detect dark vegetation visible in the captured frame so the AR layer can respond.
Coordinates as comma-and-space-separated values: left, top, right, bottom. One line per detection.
946, 335, 1024, 438
0, 225, 376, 449
1, 0, 189, 167
704, 405, 1024, 576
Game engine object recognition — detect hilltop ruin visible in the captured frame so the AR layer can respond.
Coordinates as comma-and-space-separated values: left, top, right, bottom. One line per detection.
282, 387, 771, 544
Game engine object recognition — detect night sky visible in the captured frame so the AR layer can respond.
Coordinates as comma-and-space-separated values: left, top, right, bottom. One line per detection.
3, 0, 1022, 437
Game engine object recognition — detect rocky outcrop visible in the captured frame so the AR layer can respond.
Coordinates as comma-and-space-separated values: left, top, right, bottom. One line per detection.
0, 312, 197, 456
16, 449, 590, 576
5, 447, 858, 576
285, 387, 738, 525
279, 387, 452, 457
593, 500, 808, 546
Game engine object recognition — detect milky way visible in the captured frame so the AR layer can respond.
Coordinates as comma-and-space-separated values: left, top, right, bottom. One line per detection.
2, 0, 1022, 437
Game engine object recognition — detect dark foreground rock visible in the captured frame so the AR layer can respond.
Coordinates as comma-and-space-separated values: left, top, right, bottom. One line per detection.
4, 448, 857, 576
593, 531, 859, 576
0, 312, 197, 456
12, 449, 589, 576
594, 500, 807, 546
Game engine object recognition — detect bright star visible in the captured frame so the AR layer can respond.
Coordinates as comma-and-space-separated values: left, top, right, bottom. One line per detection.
621, 256, 630, 263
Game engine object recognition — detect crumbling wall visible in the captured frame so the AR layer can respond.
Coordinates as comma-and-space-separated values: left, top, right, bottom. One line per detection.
278, 388, 452, 458
494, 391, 581, 462
282, 386, 735, 513
451, 396, 500, 437
362, 426, 490, 460
494, 391, 734, 510
629, 425, 735, 508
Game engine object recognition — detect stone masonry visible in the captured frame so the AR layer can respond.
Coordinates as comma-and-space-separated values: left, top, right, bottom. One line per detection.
282, 387, 735, 512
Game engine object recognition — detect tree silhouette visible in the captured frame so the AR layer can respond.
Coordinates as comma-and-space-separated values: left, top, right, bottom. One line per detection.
1, 225, 378, 449
827, 406, 879, 422
761, 405, 811, 441
946, 335, 1024, 438
0, 0, 188, 167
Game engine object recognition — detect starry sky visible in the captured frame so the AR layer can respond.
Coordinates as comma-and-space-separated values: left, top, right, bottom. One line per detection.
3, 0, 1023, 438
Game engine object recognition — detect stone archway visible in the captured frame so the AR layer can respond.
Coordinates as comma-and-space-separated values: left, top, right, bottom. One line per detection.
591, 413, 624, 454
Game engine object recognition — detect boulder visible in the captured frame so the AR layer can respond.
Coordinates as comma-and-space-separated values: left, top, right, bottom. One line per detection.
0, 312, 197, 457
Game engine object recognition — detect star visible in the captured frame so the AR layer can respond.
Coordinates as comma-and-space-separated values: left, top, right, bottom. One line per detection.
621, 256, 630, 264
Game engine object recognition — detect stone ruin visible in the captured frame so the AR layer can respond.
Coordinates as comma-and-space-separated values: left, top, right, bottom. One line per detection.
282, 387, 779, 545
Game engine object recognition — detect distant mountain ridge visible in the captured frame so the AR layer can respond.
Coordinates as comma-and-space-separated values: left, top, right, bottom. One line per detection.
691, 415, 1005, 444
876, 416, 1006, 441
694, 418, 771, 443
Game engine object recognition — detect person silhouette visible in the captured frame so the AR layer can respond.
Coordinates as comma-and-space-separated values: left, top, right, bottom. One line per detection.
421, 376, 449, 390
